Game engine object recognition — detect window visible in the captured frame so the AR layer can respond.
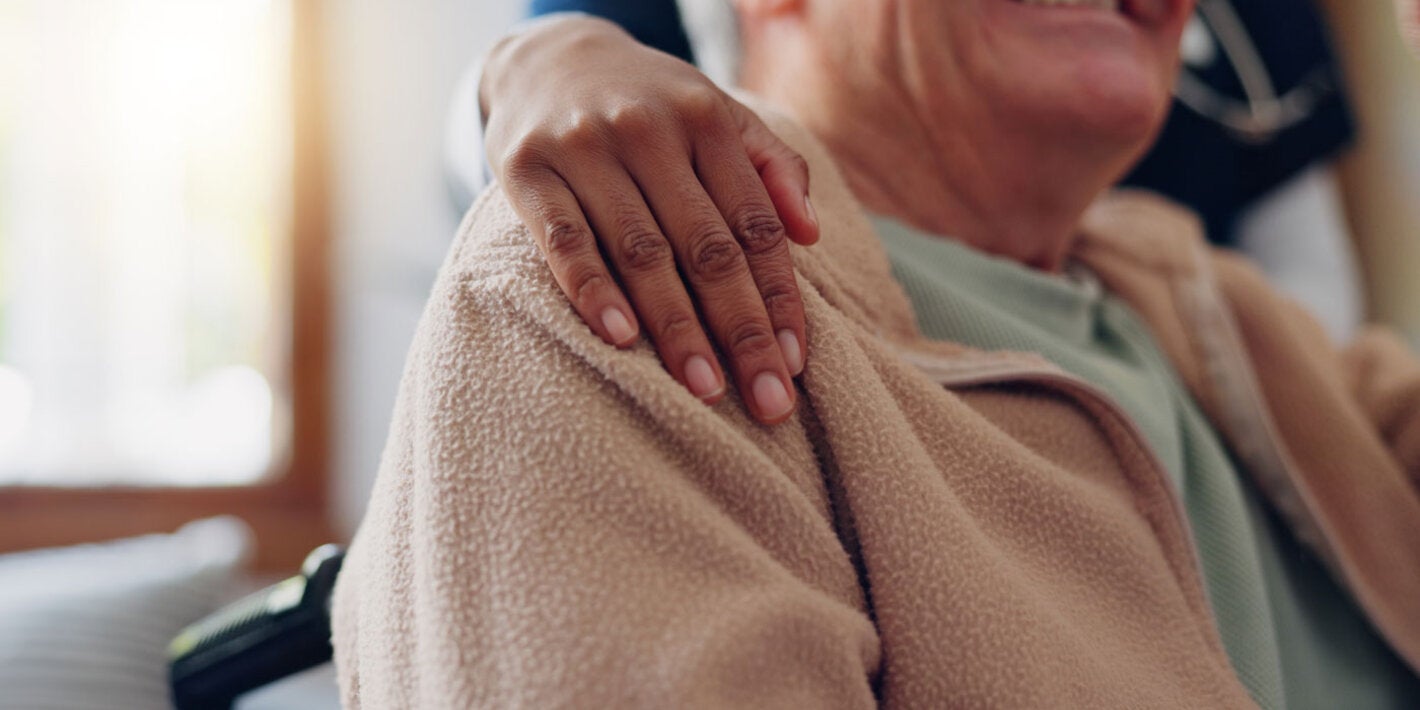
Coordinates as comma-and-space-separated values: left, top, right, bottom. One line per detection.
0, 0, 330, 569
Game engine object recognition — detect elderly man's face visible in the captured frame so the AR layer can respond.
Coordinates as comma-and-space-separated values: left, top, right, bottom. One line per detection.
826, 0, 1195, 162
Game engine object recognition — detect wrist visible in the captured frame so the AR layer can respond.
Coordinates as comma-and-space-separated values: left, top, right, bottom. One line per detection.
479, 14, 632, 125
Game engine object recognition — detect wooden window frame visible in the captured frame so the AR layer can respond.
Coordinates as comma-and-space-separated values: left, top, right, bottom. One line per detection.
0, 0, 333, 572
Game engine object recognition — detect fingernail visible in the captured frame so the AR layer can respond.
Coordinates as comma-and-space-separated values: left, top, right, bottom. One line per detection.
752, 372, 794, 421
601, 307, 636, 346
777, 329, 803, 376
684, 355, 723, 401
804, 194, 818, 227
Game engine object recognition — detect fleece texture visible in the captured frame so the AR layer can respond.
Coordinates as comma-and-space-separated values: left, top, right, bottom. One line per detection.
877, 218, 1286, 706
333, 105, 1420, 709
877, 215, 1420, 708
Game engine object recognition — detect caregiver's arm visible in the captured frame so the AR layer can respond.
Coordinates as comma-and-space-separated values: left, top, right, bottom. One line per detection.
479, 15, 817, 424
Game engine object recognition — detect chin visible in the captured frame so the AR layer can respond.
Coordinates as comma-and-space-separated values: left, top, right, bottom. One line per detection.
1075, 58, 1170, 143
971, 0, 1183, 157
1015, 52, 1173, 161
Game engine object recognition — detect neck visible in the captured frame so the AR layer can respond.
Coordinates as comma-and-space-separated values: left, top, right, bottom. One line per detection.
823, 121, 1110, 273
745, 35, 1128, 272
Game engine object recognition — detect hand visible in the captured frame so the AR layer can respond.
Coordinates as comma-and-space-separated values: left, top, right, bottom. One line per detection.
480, 16, 819, 425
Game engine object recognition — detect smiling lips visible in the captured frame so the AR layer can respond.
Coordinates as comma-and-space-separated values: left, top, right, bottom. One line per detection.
1015, 0, 1178, 28
1018, 0, 1121, 10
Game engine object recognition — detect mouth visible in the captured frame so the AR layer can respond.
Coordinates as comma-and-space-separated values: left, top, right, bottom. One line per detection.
1011, 0, 1174, 27
1018, 0, 1120, 11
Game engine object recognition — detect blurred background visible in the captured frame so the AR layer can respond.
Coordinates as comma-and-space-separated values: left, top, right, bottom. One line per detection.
0, 1, 520, 570
0, 3, 517, 705
0, 0, 1415, 704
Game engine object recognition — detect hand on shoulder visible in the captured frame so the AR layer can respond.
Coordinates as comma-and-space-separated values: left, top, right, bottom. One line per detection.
478, 15, 819, 425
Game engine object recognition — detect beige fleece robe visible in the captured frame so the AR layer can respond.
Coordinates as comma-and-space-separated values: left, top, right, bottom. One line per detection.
333, 104, 1420, 709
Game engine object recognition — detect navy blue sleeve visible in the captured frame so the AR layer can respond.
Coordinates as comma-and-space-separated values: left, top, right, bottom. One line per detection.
528, 0, 696, 64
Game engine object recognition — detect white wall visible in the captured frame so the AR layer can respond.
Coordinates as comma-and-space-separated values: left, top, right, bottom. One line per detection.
326, 0, 519, 534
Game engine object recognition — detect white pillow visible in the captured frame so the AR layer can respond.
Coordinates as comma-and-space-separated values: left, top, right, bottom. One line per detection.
678, 0, 741, 86
0, 517, 252, 710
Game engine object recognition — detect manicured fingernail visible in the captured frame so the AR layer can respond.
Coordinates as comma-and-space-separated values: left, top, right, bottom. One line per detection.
777, 329, 803, 376
601, 307, 636, 346
752, 372, 793, 421
684, 355, 723, 401
804, 194, 818, 227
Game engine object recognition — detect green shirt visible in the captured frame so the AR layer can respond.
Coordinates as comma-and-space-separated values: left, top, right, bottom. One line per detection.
873, 216, 1420, 710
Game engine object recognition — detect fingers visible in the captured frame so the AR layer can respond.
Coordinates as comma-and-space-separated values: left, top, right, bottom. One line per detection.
733, 103, 818, 247
500, 160, 640, 349
494, 89, 812, 425
556, 158, 732, 406
629, 141, 798, 425
693, 120, 808, 382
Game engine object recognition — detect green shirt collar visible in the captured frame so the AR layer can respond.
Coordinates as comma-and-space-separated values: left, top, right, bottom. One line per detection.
869, 215, 1103, 346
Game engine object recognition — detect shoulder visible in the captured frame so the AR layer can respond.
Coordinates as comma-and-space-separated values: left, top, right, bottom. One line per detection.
440, 185, 554, 311
428, 185, 618, 376
1076, 189, 1210, 276
416, 184, 819, 459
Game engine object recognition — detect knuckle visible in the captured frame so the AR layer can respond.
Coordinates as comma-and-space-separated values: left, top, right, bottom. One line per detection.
555, 117, 608, 153
732, 208, 787, 256
678, 91, 729, 132
542, 217, 592, 258
787, 152, 809, 178
759, 281, 802, 317
686, 230, 746, 281
605, 104, 664, 142
675, 88, 719, 117
652, 313, 701, 344
499, 139, 552, 180
723, 318, 778, 359
617, 227, 673, 272
567, 270, 609, 306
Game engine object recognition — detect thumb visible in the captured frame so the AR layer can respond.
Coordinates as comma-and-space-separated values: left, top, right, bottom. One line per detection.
732, 100, 820, 246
